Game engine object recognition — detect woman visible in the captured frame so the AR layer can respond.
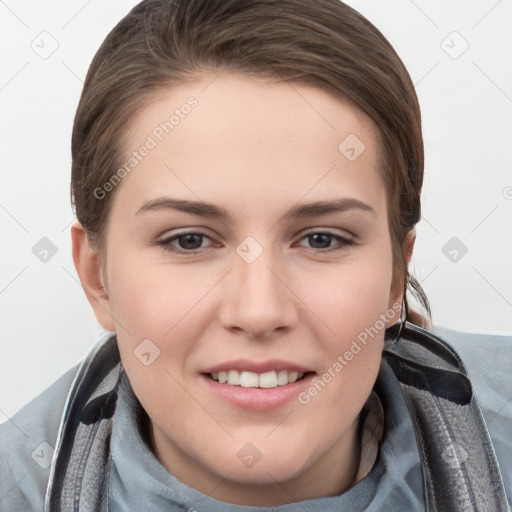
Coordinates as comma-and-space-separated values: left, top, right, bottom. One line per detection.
1, 1, 510, 510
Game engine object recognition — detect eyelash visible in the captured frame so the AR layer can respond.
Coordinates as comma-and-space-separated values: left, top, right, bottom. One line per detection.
156, 230, 356, 255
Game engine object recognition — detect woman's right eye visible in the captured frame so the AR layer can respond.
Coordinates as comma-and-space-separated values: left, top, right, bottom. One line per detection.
156, 232, 214, 254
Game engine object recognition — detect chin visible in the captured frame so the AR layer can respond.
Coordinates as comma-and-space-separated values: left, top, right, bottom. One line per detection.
208, 439, 315, 485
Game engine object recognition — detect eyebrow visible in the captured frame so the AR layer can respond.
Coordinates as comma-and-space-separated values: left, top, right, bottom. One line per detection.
135, 197, 376, 221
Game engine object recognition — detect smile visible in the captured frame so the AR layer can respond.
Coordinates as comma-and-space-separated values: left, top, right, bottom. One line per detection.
209, 370, 305, 388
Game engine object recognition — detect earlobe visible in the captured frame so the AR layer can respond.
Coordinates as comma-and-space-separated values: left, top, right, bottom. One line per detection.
404, 229, 416, 266
386, 229, 416, 327
71, 220, 116, 331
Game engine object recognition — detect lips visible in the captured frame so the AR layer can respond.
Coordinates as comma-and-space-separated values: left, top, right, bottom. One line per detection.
201, 359, 315, 408
201, 370, 316, 413
203, 358, 311, 375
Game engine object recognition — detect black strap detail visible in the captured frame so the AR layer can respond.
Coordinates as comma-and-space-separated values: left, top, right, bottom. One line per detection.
45, 335, 121, 512
384, 323, 509, 512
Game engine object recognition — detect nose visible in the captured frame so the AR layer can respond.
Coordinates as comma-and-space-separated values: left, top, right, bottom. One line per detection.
219, 245, 299, 340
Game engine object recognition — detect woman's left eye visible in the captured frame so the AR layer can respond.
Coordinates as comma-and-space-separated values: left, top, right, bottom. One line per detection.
297, 232, 355, 251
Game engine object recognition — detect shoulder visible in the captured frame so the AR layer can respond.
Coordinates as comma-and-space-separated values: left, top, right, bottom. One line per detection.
433, 325, 512, 502
432, 325, 512, 404
0, 365, 78, 510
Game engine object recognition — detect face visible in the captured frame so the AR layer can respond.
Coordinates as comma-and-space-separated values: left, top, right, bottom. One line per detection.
93, 73, 400, 505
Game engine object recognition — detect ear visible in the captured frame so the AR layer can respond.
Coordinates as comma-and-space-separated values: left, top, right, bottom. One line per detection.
71, 220, 116, 331
386, 229, 416, 326
404, 228, 416, 267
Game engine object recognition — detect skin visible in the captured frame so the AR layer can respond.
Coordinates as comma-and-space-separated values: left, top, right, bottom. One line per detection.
72, 73, 413, 506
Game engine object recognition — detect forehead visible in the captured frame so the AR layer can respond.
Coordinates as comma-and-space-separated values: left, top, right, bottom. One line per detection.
116, 72, 386, 217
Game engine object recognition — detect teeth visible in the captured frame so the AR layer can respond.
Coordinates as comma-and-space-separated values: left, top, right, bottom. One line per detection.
259, 371, 277, 388
210, 370, 305, 388
240, 371, 259, 387
276, 370, 288, 385
227, 370, 241, 385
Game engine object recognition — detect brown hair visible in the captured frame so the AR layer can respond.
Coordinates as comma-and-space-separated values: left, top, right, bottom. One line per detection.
71, 0, 430, 323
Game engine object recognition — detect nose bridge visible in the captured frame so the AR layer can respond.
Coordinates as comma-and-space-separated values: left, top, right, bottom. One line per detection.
221, 238, 296, 338
239, 253, 279, 302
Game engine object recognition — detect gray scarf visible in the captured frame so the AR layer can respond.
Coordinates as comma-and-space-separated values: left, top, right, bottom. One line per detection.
44, 323, 509, 511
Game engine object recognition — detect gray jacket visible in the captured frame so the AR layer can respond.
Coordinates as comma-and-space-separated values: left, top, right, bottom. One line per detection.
1, 324, 511, 511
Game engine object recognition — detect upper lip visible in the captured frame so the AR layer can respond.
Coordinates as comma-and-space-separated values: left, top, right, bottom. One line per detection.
202, 359, 313, 374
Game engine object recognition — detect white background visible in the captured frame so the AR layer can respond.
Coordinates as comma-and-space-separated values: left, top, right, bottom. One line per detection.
1, 0, 511, 420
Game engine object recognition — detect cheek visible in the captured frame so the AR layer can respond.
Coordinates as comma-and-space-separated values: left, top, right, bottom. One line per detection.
293, 255, 392, 428
106, 254, 214, 426
107, 250, 207, 331
305, 245, 393, 339
105, 250, 217, 382
299, 245, 393, 383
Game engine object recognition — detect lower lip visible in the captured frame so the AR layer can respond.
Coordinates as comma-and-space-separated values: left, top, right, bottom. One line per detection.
201, 373, 316, 411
